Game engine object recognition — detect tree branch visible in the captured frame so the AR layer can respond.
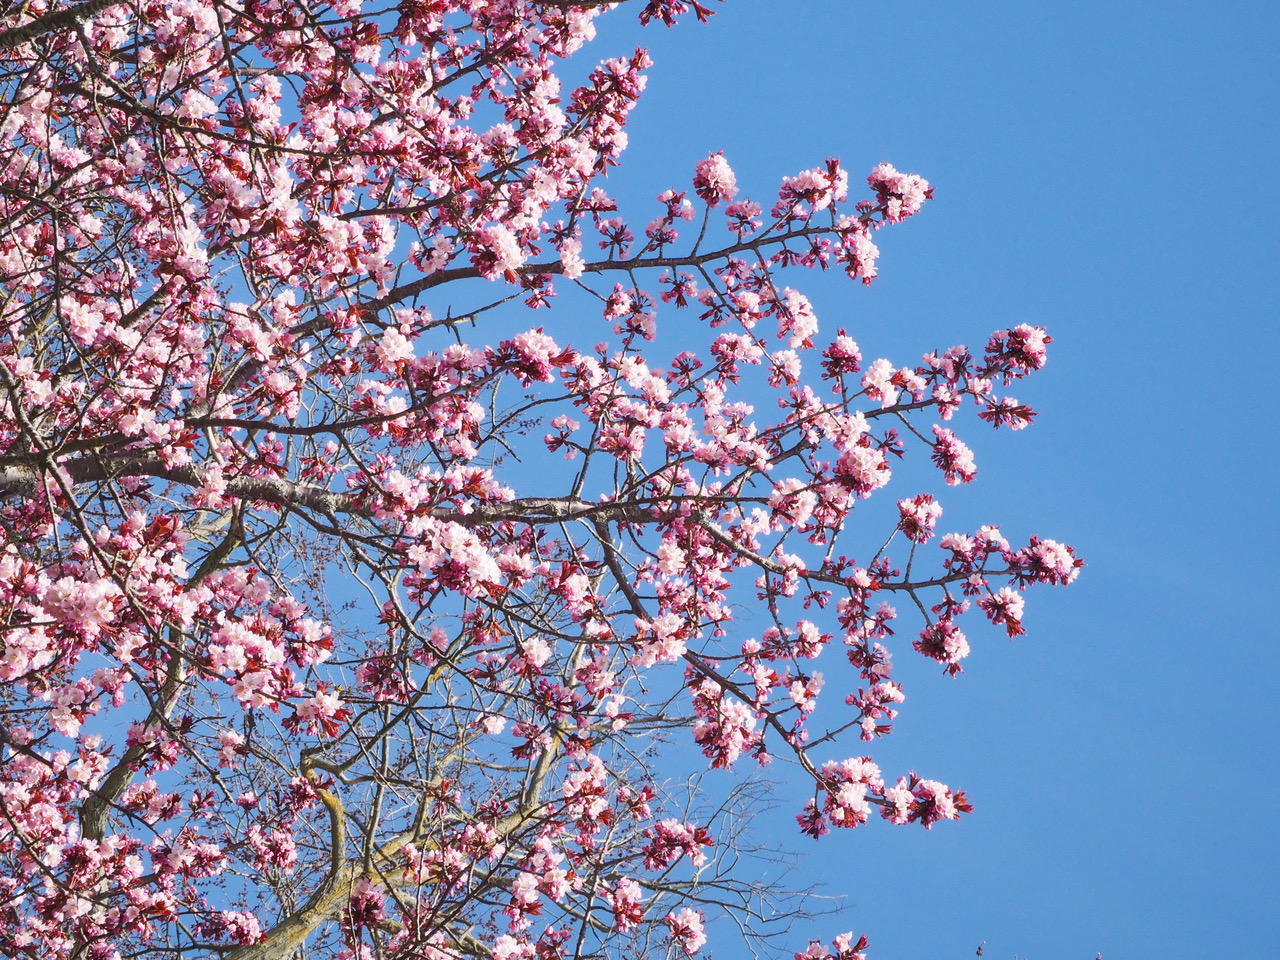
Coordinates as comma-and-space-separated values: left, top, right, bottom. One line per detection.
0, 0, 123, 50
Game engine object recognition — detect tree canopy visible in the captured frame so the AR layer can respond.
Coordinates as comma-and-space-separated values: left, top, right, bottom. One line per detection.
0, 2, 1079, 958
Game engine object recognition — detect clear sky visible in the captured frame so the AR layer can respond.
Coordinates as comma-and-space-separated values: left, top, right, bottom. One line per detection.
579, 2, 1280, 958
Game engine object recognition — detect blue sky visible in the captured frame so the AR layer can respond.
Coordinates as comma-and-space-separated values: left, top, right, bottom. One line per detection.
580, 2, 1280, 957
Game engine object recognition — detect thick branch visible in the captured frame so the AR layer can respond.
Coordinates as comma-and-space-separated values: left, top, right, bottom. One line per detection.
0, 455, 656, 526
0, 0, 123, 50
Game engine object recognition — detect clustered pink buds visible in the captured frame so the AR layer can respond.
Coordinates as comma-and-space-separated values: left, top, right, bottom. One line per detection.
867, 163, 934, 223
666, 908, 709, 954
898, 494, 944, 542
694, 152, 739, 206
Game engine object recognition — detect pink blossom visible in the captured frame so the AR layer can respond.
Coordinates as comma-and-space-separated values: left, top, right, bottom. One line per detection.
293, 686, 351, 737
492, 934, 533, 960
246, 824, 298, 874
861, 358, 900, 407
881, 775, 971, 828
897, 494, 943, 543
724, 198, 763, 235
867, 162, 933, 223
778, 288, 819, 347
987, 323, 1052, 374
40, 576, 121, 637
371, 326, 415, 372
931, 426, 978, 484
643, 818, 713, 870
557, 235, 586, 279
217, 729, 246, 768
914, 618, 971, 670
198, 910, 264, 945
665, 908, 707, 954
836, 443, 891, 498
473, 225, 527, 280
822, 334, 863, 377
979, 587, 1027, 636
693, 151, 738, 206
1017, 537, 1083, 586
603, 878, 645, 931
778, 161, 849, 214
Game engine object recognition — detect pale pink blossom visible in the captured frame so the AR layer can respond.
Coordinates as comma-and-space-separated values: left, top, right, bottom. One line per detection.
693, 152, 737, 206
665, 908, 707, 954
473, 225, 526, 280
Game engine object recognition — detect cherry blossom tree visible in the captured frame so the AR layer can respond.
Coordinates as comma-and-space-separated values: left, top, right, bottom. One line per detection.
0, 1, 1081, 959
